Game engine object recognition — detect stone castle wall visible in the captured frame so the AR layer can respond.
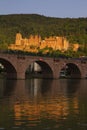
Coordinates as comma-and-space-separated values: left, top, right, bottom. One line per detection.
8, 33, 79, 53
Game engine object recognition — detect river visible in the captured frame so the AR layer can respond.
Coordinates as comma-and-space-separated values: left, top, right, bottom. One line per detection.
0, 78, 87, 130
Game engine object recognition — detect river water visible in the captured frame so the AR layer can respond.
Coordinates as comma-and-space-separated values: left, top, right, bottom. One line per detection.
0, 78, 87, 130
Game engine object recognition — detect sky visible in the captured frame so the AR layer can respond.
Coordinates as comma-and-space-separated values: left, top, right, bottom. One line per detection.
0, 0, 87, 18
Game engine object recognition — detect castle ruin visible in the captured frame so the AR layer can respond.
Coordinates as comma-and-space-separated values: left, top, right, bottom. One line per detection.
8, 33, 79, 53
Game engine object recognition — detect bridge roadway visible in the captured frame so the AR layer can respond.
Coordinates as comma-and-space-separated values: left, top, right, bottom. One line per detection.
0, 52, 87, 79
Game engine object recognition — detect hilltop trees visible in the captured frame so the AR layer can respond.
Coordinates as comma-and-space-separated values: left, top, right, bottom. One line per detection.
0, 14, 87, 57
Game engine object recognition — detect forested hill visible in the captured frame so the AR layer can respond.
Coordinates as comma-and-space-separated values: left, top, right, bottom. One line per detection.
0, 14, 87, 47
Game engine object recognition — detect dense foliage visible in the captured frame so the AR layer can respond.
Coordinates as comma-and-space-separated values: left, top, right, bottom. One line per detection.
0, 14, 87, 56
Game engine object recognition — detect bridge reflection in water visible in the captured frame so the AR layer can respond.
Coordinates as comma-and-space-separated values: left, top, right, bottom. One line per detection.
0, 78, 87, 129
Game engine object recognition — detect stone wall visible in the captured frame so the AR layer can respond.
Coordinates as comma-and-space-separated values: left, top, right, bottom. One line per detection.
8, 33, 79, 52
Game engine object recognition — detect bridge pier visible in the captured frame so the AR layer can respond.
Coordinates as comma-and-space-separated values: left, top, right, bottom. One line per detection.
80, 68, 87, 79
17, 72, 25, 80
52, 64, 61, 79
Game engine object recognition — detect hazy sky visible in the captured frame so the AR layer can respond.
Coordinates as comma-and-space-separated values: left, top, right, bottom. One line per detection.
0, 0, 87, 18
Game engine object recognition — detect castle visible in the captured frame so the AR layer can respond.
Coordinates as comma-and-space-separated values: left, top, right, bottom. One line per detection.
8, 33, 79, 53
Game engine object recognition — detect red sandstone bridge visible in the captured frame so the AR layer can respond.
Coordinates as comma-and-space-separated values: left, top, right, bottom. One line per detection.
0, 52, 87, 79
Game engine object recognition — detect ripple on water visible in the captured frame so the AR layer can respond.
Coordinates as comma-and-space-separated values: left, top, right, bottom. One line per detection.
0, 128, 5, 130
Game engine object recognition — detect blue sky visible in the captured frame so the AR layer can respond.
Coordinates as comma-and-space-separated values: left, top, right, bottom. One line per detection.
0, 0, 87, 18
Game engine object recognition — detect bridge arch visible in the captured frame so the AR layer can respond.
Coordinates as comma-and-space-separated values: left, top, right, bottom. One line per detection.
0, 58, 17, 79
25, 60, 53, 79
0, 52, 86, 79
59, 62, 81, 78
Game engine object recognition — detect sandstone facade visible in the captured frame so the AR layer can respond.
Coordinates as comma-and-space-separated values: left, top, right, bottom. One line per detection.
8, 33, 79, 53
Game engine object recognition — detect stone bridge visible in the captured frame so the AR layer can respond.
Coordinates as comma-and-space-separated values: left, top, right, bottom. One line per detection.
0, 52, 87, 79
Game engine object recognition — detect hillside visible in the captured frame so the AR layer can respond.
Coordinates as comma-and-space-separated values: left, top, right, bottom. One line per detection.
0, 14, 87, 53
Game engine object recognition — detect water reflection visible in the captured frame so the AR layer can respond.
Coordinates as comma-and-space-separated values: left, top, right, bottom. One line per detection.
25, 78, 52, 97
0, 78, 16, 97
0, 78, 87, 129
65, 79, 80, 98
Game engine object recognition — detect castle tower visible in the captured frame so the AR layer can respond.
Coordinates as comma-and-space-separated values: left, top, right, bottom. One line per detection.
15, 33, 22, 45
63, 38, 69, 50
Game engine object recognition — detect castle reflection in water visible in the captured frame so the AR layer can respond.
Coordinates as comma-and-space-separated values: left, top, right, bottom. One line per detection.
0, 78, 85, 128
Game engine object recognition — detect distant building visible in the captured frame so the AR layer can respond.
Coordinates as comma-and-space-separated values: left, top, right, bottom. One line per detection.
8, 33, 79, 53
40, 36, 69, 51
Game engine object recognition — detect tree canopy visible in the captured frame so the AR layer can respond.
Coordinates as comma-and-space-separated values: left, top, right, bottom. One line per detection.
0, 14, 87, 56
